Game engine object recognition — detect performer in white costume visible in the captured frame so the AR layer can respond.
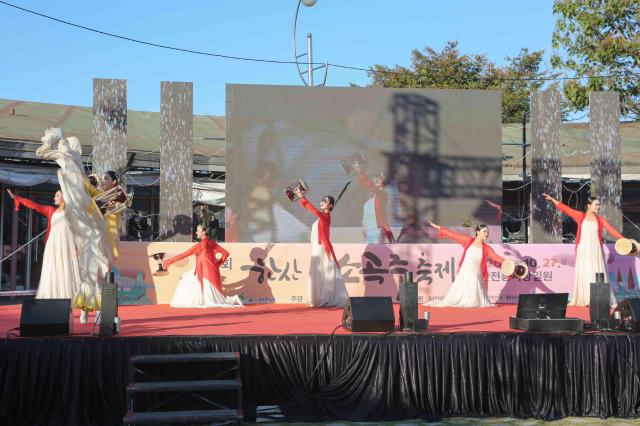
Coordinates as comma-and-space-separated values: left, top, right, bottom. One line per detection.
294, 187, 349, 308
8, 189, 81, 299
543, 194, 624, 307
424, 221, 506, 308
36, 128, 113, 323
164, 224, 245, 308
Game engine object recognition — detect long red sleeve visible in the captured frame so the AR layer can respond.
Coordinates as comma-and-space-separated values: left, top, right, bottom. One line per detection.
439, 226, 500, 286
557, 202, 624, 246
486, 245, 505, 266
439, 226, 473, 247
165, 239, 229, 292
164, 243, 200, 269
600, 217, 623, 240
214, 244, 230, 266
13, 195, 56, 218
13, 195, 56, 241
300, 196, 323, 219
299, 196, 340, 268
556, 202, 583, 223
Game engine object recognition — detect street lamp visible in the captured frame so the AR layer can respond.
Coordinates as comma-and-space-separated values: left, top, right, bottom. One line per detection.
293, 0, 328, 86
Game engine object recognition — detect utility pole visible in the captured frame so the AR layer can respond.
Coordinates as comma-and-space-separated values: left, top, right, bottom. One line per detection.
522, 111, 529, 243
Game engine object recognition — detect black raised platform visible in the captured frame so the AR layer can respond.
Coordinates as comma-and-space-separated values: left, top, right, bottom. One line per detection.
1, 333, 640, 424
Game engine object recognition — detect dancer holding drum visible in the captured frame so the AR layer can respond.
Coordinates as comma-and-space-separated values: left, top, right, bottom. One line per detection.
542, 194, 624, 306
423, 221, 524, 307
293, 186, 349, 308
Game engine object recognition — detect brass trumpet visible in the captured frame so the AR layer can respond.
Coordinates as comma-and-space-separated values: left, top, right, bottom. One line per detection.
284, 179, 309, 202
93, 186, 132, 216
501, 258, 529, 279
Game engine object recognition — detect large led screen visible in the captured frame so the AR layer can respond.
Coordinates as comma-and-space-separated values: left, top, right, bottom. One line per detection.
226, 84, 502, 243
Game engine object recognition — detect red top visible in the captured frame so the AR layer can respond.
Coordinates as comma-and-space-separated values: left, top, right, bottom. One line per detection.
556, 202, 623, 248
300, 196, 340, 267
439, 226, 504, 285
164, 236, 230, 292
13, 195, 57, 242
356, 173, 394, 243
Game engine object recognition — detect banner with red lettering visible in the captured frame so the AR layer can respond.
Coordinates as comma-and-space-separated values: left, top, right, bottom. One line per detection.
115, 242, 640, 305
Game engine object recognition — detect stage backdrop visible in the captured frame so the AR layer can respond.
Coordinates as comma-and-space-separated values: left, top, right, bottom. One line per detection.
115, 242, 640, 305
225, 85, 502, 244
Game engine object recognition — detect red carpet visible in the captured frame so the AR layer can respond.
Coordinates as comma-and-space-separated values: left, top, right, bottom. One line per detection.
0, 303, 594, 336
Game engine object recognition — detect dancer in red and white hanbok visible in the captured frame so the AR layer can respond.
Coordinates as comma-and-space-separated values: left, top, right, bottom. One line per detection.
424, 221, 504, 307
296, 189, 349, 307
8, 189, 81, 299
164, 224, 244, 308
543, 194, 623, 306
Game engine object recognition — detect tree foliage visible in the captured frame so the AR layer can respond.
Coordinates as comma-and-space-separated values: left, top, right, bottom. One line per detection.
368, 41, 551, 123
552, 0, 640, 119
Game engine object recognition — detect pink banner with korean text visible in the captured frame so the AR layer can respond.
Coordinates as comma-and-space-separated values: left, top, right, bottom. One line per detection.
115, 242, 640, 305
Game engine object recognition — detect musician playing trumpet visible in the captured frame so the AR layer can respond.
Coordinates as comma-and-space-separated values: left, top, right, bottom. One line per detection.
542, 193, 623, 306
85, 170, 127, 258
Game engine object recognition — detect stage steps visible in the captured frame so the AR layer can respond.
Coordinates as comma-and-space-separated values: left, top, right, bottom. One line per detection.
130, 353, 240, 364
128, 379, 241, 393
123, 409, 243, 425
124, 352, 243, 425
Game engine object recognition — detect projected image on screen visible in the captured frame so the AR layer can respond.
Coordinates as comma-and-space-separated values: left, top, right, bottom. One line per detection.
226, 85, 502, 243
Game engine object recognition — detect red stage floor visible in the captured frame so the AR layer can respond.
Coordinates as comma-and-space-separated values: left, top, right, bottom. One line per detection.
0, 303, 594, 336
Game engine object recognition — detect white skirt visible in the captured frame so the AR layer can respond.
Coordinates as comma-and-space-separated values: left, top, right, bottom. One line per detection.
308, 220, 349, 307
570, 219, 616, 307
170, 267, 244, 308
36, 210, 81, 299
424, 244, 494, 308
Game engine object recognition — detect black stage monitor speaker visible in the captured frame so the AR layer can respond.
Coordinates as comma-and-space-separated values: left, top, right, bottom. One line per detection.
343, 297, 395, 332
398, 272, 427, 331
589, 272, 610, 328
516, 293, 569, 319
510, 293, 583, 332
20, 299, 73, 337
100, 272, 119, 336
399, 273, 418, 329
589, 284, 611, 328
610, 297, 640, 332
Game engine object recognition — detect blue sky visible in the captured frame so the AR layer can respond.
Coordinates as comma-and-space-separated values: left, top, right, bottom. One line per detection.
0, 0, 557, 115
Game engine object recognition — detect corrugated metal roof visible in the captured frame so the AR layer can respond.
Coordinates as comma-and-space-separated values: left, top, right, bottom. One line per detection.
0, 98, 225, 158
2, 98, 639, 174
502, 122, 640, 174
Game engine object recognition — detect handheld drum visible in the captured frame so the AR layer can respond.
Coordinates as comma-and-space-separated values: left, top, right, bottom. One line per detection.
615, 238, 640, 256
284, 179, 309, 202
501, 258, 529, 279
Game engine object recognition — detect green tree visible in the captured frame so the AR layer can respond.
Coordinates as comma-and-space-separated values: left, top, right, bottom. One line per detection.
498, 49, 551, 123
368, 41, 551, 122
552, 0, 640, 119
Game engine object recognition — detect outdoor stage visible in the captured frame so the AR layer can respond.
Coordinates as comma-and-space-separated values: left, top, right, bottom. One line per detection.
0, 303, 592, 336
1, 303, 640, 425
